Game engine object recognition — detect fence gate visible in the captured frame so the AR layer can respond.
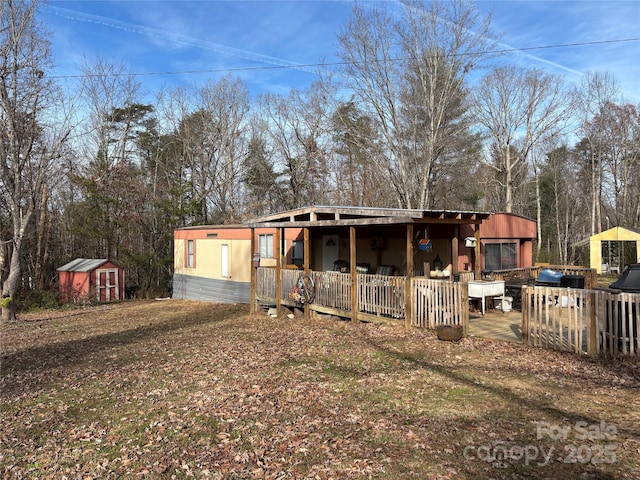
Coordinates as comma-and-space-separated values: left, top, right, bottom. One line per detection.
412, 278, 469, 334
522, 286, 639, 357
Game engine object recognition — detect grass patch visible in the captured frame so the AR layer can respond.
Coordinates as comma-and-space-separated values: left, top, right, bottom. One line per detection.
1, 300, 639, 478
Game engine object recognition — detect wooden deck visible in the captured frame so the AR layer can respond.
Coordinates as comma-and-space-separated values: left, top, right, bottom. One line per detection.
255, 266, 639, 357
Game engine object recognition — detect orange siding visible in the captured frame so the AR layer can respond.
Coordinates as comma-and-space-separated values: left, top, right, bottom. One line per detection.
460, 213, 536, 240
174, 226, 305, 278
174, 226, 253, 240
520, 241, 533, 267
459, 213, 536, 271
174, 226, 303, 242
480, 213, 537, 239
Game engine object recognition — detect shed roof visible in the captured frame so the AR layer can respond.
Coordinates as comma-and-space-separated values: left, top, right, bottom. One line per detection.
247, 205, 491, 228
589, 226, 640, 242
57, 258, 109, 272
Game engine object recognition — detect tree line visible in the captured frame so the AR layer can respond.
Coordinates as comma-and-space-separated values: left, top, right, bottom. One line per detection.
1, 0, 638, 320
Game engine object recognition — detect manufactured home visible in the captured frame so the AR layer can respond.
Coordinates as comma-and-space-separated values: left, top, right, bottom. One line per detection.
172, 224, 304, 303
173, 207, 537, 307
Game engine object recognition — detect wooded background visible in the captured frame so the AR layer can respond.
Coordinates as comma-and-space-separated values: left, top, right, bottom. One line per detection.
1, 0, 638, 314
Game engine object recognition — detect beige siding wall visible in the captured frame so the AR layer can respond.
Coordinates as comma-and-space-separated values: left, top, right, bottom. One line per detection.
174, 238, 252, 282
174, 239, 186, 274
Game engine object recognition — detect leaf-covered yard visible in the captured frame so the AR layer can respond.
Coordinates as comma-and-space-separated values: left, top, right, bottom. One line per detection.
1, 300, 639, 479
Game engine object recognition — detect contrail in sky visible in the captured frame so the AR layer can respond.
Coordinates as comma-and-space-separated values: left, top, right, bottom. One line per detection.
43, 5, 324, 76
389, 0, 584, 78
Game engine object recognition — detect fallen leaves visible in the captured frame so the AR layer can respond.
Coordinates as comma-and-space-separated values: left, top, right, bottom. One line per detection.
1, 300, 639, 479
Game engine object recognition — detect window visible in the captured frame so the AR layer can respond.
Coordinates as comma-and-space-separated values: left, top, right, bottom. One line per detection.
258, 234, 274, 259
187, 240, 195, 268
221, 244, 229, 278
292, 240, 304, 265
485, 242, 517, 270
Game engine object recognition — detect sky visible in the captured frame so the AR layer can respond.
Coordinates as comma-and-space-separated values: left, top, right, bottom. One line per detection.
39, 0, 640, 102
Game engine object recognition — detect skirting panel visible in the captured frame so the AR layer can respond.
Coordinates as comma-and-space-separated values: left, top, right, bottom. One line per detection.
171, 274, 250, 303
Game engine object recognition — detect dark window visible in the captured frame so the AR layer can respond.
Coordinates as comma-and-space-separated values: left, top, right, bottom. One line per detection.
292, 240, 303, 265
485, 242, 517, 270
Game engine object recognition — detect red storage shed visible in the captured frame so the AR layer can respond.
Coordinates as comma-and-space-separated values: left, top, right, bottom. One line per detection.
57, 258, 125, 303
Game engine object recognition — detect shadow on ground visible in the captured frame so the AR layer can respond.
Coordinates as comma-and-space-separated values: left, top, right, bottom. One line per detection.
468, 308, 523, 343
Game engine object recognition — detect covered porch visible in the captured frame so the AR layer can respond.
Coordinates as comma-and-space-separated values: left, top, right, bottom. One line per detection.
248, 206, 491, 331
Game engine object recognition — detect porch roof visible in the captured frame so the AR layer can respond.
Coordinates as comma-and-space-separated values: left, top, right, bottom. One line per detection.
246, 206, 491, 228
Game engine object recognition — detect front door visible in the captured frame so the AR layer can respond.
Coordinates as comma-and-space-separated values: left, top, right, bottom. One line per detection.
322, 235, 339, 272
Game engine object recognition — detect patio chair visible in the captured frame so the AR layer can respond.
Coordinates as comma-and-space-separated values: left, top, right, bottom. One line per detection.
376, 265, 395, 276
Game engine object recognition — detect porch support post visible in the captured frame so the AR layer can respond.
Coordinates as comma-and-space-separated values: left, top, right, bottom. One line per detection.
405, 223, 414, 329
250, 227, 256, 313
474, 223, 481, 280
275, 228, 282, 316
303, 227, 311, 320
452, 225, 459, 276
350, 226, 358, 324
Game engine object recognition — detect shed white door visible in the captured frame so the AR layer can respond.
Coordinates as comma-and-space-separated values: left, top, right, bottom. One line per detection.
96, 268, 119, 302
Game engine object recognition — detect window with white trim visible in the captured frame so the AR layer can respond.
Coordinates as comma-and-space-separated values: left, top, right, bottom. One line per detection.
187, 240, 195, 268
258, 234, 274, 259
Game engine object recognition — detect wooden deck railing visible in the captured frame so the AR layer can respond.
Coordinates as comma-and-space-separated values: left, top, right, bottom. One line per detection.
281, 269, 300, 303
522, 286, 594, 355
598, 291, 639, 356
458, 271, 475, 283
257, 267, 638, 357
312, 271, 352, 311
256, 266, 276, 300
255, 267, 469, 332
492, 265, 598, 290
358, 273, 405, 318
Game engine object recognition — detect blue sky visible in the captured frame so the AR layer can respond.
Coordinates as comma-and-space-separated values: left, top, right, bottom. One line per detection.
40, 0, 640, 102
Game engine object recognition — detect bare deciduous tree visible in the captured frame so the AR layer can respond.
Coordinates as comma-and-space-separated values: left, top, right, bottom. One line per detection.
472, 66, 571, 214
573, 71, 619, 234
257, 81, 335, 209
196, 76, 250, 224
337, 0, 495, 209
172, 77, 250, 224
0, 0, 69, 320
587, 102, 640, 229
